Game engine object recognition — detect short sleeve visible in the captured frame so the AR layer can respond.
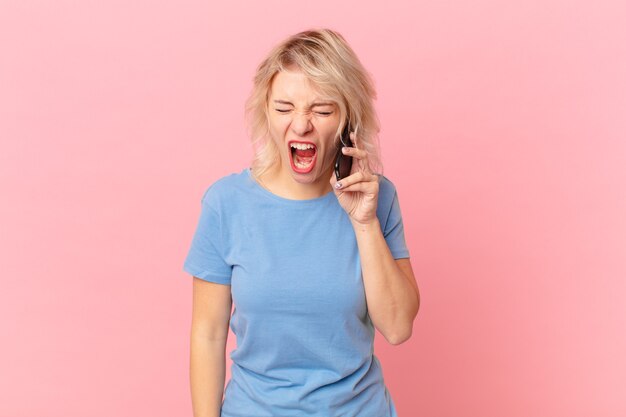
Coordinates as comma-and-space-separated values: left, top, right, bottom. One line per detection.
182, 186, 232, 284
383, 189, 411, 260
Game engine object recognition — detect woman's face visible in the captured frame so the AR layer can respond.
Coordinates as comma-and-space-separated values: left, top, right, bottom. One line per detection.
267, 68, 341, 186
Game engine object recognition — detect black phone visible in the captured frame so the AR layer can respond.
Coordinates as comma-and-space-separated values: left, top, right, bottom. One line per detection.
334, 121, 354, 181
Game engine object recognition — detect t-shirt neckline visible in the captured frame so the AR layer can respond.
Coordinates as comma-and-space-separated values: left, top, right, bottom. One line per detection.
245, 167, 336, 204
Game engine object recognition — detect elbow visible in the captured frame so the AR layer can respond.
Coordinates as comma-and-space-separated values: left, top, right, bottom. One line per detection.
384, 295, 420, 346
387, 330, 411, 345
387, 326, 413, 345
387, 305, 419, 345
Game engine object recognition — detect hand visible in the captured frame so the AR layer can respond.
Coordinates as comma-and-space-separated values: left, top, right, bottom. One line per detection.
329, 131, 380, 226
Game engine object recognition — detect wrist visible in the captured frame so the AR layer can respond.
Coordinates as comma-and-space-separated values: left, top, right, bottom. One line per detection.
351, 217, 380, 232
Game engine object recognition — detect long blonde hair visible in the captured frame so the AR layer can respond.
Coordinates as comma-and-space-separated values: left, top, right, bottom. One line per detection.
244, 28, 383, 179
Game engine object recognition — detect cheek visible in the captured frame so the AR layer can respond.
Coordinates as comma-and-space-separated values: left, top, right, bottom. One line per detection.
268, 119, 288, 141
322, 141, 338, 162
270, 117, 285, 129
324, 128, 339, 150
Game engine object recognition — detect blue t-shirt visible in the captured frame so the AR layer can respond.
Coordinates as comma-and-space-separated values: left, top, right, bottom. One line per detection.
183, 167, 410, 417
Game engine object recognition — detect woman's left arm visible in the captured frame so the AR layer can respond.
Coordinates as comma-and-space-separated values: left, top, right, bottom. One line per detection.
330, 132, 420, 345
351, 220, 420, 345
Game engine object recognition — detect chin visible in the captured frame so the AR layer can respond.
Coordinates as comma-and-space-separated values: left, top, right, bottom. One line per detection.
288, 166, 318, 181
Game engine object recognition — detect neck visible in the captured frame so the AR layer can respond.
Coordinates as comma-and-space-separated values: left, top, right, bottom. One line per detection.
253, 163, 333, 200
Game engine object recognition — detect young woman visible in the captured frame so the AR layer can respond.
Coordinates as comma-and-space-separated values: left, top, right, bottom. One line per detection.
184, 28, 420, 417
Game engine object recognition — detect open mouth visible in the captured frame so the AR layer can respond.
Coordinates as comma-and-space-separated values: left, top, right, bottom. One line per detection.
289, 141, 317, 173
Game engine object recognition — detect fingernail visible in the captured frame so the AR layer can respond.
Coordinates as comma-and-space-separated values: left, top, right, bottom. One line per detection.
342, 147, 348, 153
335, 182, 342, 189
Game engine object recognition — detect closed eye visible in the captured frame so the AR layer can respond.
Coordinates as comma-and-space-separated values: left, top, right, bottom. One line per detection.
274, 109, 334, 116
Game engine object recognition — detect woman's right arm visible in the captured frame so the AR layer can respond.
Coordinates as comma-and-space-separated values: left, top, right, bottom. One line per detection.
190, 276, 233, 417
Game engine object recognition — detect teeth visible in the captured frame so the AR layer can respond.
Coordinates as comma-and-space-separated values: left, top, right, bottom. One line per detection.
290, 143, 315, 150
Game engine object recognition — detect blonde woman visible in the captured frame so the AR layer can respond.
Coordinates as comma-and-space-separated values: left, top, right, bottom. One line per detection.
184, 28, 420, 417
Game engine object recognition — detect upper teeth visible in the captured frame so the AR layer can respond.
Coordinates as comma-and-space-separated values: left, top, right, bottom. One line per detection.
291, 143, 315, 150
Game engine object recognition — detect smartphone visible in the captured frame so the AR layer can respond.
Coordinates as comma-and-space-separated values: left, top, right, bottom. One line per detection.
334, 121, 354, 181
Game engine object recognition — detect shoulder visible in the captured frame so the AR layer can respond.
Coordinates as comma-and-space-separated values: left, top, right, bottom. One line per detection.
375, 173, 398, 202
200, 168, 248, 208
375, 173, 399, 221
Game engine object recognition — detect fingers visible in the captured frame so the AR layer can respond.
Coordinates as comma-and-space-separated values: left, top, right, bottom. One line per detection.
342, 144, 371, 174
340, 146, 364, 157
339, 131, 374, 176
334, 170, 379, 191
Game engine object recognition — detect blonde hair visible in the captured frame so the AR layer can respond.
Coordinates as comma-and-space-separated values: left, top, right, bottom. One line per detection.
244, 28, 383, 179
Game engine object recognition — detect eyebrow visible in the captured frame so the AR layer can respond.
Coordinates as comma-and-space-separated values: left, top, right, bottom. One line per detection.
273, 100, 335, 107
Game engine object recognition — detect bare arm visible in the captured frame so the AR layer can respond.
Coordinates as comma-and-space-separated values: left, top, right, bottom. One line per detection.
190, 277, 233, 417
352, 219, 420, 345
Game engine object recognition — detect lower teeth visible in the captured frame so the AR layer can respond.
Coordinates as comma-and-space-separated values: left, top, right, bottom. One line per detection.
294, 154, 313, 169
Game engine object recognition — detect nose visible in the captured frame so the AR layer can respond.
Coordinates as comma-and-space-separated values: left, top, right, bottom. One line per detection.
289, 110, 313, 136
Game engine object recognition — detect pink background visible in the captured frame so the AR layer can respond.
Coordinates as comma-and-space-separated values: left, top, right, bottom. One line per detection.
1, 1, 625, 416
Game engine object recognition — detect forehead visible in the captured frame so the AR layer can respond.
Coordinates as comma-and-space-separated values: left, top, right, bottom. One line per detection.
269, 70, 333, 103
